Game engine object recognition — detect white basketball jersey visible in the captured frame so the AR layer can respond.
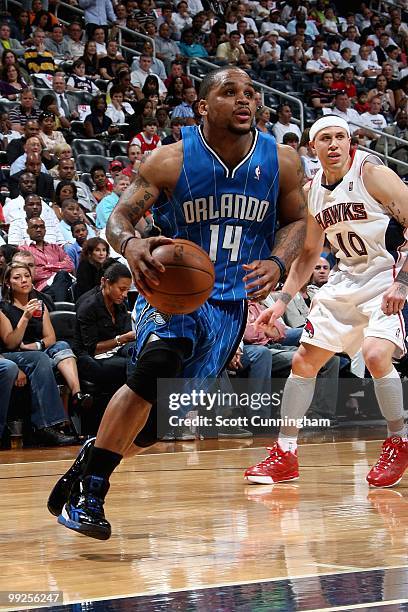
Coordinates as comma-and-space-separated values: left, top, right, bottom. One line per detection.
308, 150, 408, 276
301, 154, 321, 179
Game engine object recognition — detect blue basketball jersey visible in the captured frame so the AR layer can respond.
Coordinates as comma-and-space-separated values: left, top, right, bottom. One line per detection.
151, 125, 280, 301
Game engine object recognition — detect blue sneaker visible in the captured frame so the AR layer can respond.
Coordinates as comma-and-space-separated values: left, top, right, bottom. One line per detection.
58, 475, 111, 540
47, 437, 95, 517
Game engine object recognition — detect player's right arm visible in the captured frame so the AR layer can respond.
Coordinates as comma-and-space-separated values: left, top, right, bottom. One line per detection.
106, 143, 182, 296
255, 187, 325, 332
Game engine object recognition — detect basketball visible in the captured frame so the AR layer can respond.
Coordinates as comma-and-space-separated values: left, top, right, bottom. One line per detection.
146, 239, 215, 314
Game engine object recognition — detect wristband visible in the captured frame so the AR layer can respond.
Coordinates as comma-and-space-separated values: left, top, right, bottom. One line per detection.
115, 335, 122, 346
35, 341, 42, 350
120, 235, 139, 256
267, 255, 286, 281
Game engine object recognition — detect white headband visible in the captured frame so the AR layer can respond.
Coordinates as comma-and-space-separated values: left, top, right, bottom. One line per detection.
309, 115, 350, 141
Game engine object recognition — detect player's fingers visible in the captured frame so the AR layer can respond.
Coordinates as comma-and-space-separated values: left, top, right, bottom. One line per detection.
143, 251, 166, 274
133, 272, 152, 297
138, 259, 161, 285
242, 261, 259, 271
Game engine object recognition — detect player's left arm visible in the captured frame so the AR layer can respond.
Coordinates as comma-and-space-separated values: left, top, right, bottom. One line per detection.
243, 145, 307, 300
364, 163, 408, 315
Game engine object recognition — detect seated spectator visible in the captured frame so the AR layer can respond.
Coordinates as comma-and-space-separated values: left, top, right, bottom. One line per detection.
0, 112, 20, 151
338, 46, 354, 70
299, 129, 322, 180
0, 309, 76, 446
11, 249, 54, 312
272, 103, 302, 143
9, 89, 41, 134
1, 262, 90, 411
65, 21, 85, 60
53, 180, 78, 217
10, 10, 32, 44
64, 220, 88, 270
90, 165, 112, 203
162, 117, 183, 145
76, 237, 115, 298
0, 63, 28, 100
96, 173, 130, 229
81, 40, 99, 77
58, 198, 83, 243
282, 132, 300, 149
354, 90, 370, 114
29, 1, 58, 28
108, 159, 124, 181
24, 28, 56, 76
327, 36, 342, 66
84, 94, 120, 139
172, 86, 197, 121
9, 135, 47, 176
156, 107, 171, 139
216, 30, 248, 66
332, 66, 358, 101
20, 217, 74, 301
306, 46, 333, 74
340, 25, 361, 58
0, 22, 25, 57
130, 117, 161, 155
45, 23, 70, 59
3, 172, 43, 223
10, 153, 54, 201
163, 60, 193, 91
367, 74, 396, 119
283, 35, 307, 67
52, 73, 79, 130
106, 86, 134, 124
255, 106, 273, 135
74, 262, 136, 391
360, 96, 388, 146
260, 30, 281, 63
67, 59, 100, 94
178, 28, 208, 58
8, 193, 64, 246
98, 40, 124, 82
155, 23, 182, 65
54, 158, 96, 212
38, 112, 67, 155
310, 70, 336, 110
164, 76, 185, 111
356, 45, 382, 77
48, 145, 73, 178
323, 91, 365, 136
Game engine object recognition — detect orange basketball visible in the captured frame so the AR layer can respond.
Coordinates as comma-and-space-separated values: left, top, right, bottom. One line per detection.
146, 239, 215, 314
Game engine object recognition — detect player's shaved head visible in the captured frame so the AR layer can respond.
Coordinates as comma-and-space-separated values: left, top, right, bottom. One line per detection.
199, 67, 251, 99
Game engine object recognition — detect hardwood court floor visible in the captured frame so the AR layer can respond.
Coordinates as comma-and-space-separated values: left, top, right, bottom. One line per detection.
1, 428, 408, 611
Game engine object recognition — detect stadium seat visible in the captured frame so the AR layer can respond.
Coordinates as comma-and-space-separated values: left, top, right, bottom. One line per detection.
95, 79, 108, 92
114, 155, 130, 167
70, 120, 86, 137
72, 139, 106, 157
76, 154, 111, 173
67, 91, 94, 107
54, 302, 76, 311
80, 172, 94, 189
50, 311, 76, 347
110, 140, 128, 157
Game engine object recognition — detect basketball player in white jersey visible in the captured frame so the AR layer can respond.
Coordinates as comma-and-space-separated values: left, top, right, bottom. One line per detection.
245, 115, 408, 488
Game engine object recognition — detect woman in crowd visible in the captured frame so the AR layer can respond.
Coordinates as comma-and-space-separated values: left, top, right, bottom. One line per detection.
74, 262, 136, 392
255, 106, 273, 134
67, 59, 100, 94
10, 10, 32, 44
52, 180, 78, 219
90, 165, 112, 203
1, 50, 31, 84
164, 76, 184, 111
0, 64, 29, 100
76, 238, 115, 298
84, 95, 120, 139
38, 112, 67, 155
156, 107, 171, 139
0, 263, 90, 411
131, 98, 155, 135
81, 41, 99, 78
141, 74, 162, 102
367, 74, 396, 120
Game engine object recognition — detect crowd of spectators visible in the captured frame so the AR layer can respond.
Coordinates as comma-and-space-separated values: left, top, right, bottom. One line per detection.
1, 0, 408, 448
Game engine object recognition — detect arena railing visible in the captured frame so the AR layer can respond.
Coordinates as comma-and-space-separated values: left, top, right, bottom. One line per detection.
186, 57, 305, 134
349, 118, 408, 173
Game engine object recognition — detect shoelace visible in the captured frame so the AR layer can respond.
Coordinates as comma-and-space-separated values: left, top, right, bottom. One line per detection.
375, 443, 398, 471
257, 445, 284, 468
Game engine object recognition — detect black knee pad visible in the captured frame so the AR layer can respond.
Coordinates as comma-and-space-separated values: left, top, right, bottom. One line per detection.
126, 338, 191, 403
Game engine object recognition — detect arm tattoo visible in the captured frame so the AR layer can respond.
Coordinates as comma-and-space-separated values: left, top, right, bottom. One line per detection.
396, 269, 408, 287
277, 291, 292, 304
272, 219, 307, 269
382, 200, 408, 227
106, 176, 156, 251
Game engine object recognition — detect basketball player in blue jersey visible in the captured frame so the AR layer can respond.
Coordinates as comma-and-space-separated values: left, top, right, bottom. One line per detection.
245, 115, 408, 489
48, 67, 307, 540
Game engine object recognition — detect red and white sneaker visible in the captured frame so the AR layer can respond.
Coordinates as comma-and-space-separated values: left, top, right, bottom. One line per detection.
244, 442, 299, 484
366, 436, 408, 488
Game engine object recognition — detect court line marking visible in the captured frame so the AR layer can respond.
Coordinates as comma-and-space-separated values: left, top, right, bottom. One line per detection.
313, 599, 408, 611
10, 563, 408, 611
0, 438, 386, 467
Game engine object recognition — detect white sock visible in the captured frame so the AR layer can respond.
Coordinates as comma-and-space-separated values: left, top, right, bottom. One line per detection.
278, 434, 298, 453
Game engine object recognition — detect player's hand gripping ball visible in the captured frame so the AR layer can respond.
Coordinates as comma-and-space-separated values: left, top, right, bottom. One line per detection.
146, 239, 215, 314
